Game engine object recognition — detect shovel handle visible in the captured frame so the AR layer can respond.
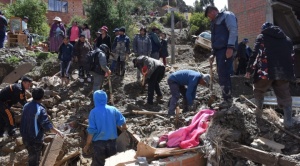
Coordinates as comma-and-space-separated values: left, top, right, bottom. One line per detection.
108, 76, 114, 105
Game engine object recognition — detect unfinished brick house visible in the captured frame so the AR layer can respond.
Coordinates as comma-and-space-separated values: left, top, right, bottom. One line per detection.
228, 0, 300, 77
0, 0, 86, 25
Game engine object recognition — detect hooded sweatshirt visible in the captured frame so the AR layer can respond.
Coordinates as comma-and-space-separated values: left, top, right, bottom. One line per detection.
87, 90, 126, 141
247, 26, 295, 81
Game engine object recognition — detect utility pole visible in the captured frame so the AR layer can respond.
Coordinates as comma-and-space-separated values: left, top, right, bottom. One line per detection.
171, 9, 175, 64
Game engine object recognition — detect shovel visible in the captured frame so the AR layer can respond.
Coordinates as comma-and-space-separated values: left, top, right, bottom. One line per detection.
108, 75, 114, 105
207, 62, 216, 108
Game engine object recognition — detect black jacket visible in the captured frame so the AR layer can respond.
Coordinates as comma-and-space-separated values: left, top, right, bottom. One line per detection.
247, 26, 295, 81
0, 83, 27, 108
236, 42, 247, 59
96, 34, 111, 51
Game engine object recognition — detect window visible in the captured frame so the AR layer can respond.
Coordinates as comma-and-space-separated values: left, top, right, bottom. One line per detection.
48, 0, 68, 13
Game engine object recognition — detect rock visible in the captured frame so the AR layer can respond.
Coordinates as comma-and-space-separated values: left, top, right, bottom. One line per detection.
15, 137, 23, 146
2, 142, 16, 153
14, 149, 28, 165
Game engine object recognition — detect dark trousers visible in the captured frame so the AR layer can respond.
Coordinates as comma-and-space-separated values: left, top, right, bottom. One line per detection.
215, 49, 233, 100
168, 79, 188, 115
147, 66, 165, 104
0, 103, 15, 136
236, 58, 247, 75
92, 139, 117, 166
24, 141, 43, 166
254, 79, 292, 108
60, 61, 71, 78
0, 31, 5, 48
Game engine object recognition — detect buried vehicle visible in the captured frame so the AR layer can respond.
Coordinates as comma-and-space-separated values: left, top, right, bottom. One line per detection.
192, 31, 212, 50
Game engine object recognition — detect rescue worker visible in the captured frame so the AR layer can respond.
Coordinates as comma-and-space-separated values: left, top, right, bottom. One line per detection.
133, 55, 165, 105
167, 70, 210, 116
0, 76, 32, 137
245, 22, 295, 128
205, 6, 238, 108
84, 90, 127, 166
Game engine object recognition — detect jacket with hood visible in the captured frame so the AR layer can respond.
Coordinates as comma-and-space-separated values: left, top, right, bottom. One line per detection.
87, 90, 126, 141
168, 70, 203, 106
135, 55, 164, 79
133, 34, 152, 56
210, 11, 238, 52
73, 40, 92, 62
246, 26, 295, 82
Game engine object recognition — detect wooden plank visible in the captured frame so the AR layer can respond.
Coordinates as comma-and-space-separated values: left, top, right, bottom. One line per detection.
40, 134, 64, 166
2, 63, 33, 84
223, 141, 298, 166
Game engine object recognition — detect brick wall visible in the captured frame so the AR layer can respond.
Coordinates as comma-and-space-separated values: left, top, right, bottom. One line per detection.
228, 0, 268, 47
46, 0, 85, 25
0, 0, 12, 4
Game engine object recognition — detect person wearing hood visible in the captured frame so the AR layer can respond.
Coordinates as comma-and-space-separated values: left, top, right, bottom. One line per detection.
245, 22, 295, 128
83, 90, 127, 166
235, 38, 248, 75
167, 70, 210, 116
133, 27, 152, 82
73, 34, 92, 82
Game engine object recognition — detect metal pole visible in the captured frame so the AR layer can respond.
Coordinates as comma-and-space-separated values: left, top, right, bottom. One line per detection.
171, 10, 175, 64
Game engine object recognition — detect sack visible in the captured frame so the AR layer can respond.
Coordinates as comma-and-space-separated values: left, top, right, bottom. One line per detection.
87, 49, 105, 74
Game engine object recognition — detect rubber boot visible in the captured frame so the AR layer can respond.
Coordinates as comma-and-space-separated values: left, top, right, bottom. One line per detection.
254, 99, 264, 118
283, 106, 293, 128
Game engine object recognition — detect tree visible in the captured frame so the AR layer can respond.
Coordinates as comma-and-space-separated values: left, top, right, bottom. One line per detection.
189, 12, 210, 35
194, 0, 214, 13
5, 0, 49, 37
86, 0, 133, 40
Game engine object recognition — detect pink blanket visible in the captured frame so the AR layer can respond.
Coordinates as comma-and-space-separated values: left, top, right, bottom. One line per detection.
165, 109, 215, 149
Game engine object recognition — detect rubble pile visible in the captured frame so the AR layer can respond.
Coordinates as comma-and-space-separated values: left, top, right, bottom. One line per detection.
200, 100, 300, 165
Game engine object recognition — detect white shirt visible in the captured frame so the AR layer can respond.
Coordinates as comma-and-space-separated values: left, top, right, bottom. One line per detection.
22, 20, 28, 31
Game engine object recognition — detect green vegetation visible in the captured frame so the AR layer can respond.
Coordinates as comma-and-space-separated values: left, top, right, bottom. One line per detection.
189, 12, 210, 35
5, 0, 49, 37
6, 55, 21, 65
67, 15, 88, 28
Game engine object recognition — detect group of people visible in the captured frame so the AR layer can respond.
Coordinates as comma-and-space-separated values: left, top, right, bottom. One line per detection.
205, 6, 295, 129
0, 5, 297, 166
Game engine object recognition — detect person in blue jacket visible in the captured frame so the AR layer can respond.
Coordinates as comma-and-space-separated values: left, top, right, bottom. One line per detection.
83, 90, 127, 166
20, 88, 63, 166
58, 37, 73, 85
168, 70, 210, 115
205, 6, 238, 108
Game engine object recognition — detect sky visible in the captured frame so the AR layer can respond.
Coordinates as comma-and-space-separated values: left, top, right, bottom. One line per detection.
184, 0, 228, 9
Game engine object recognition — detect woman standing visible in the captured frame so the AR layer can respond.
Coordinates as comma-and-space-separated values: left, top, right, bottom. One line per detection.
82, 24, 91, 43
49, 17, 65, 53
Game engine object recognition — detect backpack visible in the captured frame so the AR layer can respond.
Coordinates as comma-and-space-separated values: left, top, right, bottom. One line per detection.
87, 48, 105, 75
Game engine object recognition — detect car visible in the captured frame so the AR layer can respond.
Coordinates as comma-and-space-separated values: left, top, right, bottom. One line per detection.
192, 31, 212, 50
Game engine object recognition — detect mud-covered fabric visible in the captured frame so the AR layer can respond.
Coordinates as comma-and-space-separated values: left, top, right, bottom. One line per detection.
112, 35, 130, 61
24, 142, 43, 166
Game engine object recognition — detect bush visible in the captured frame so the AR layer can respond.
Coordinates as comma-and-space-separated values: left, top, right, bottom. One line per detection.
5, 0, 48, 36
189, 12, 210, 35
6, 55, 21, 65
164, 12, 185, 27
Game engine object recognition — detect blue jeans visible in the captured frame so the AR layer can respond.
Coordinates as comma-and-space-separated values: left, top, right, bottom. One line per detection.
0, 31, 5, 48
92, 139, 117, 166
215, 49, 233, 100
24, 141, 43, 166
167, 79, 188, 115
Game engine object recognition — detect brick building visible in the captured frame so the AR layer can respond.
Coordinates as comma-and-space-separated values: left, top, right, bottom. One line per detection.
0, 0, 86, 25
228, 0, 300, 77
